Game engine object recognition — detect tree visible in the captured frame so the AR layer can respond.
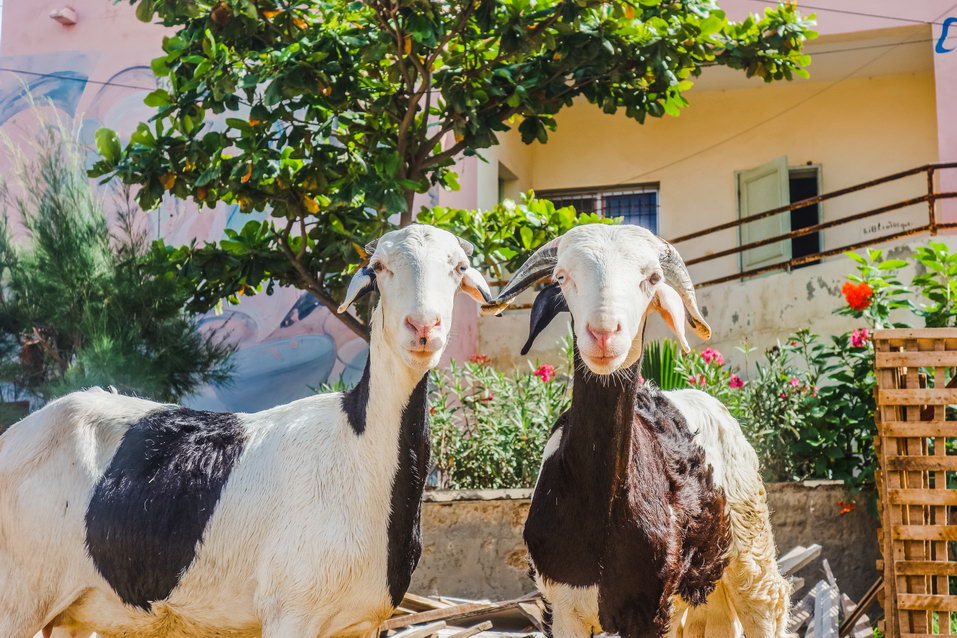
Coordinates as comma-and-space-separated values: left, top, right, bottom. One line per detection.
0, 121, 234, 402
92, 0, 815, 340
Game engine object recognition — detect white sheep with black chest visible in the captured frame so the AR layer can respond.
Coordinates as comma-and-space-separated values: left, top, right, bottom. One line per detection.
487, 224, 790, 638
0, 224, 491, 638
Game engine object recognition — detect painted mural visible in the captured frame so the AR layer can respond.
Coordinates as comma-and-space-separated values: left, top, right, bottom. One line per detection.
0, 51, 369, 412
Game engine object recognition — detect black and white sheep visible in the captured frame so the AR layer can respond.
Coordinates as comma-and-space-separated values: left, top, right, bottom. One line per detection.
486, 224, 790, 638
0, 224, 491, 638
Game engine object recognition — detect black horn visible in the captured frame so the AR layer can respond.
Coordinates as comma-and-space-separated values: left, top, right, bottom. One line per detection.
482, 238, 560, 315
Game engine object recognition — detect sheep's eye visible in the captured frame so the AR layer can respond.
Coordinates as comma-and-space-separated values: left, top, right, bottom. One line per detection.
371, 261, 386, 273
648, 272, 661, 285
555, 273, 567, 285
457, 263, 468, 274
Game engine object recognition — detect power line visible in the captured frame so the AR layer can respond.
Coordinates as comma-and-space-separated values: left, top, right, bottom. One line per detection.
0, 66, 154, 91
745, 0, 952, 27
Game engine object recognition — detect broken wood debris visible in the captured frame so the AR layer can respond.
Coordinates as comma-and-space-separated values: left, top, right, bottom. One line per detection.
382, 545, 877, 637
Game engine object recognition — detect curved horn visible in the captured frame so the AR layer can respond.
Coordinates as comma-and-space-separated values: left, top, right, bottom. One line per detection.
482, 238, 560, 315
658, 239, 711, 341
337, 266, 376, 314
457, 237, 475, 256
363, 238, 379, 257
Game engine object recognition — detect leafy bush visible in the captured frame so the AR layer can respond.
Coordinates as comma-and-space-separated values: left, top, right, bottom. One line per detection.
680, 243, 957, 489
419, 193, 617, 282
429, 342, 573, 490
0, 120, 234, 403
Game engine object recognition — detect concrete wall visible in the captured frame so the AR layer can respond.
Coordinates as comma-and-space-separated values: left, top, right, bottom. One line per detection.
413, 482, 881, 603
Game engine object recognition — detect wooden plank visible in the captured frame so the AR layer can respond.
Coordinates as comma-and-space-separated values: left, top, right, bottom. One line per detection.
813, 581, 840, 638
447, 621, 492, 638
381, 599, 526, 631
873, 328, 957, 340
892, 525, 957, 541
392, 621, 447, 638
888, 489, 957, 506
886, 456, 957, 472
881, 421, 957, 438
876, 350, 957, 367
839, 576, 882, 638
789, 587, 817, 634
778, 544, 823, 577
517, 602, 544, 632
878, 388, 957, 405
895, 561, 957, 576
402, 593, 451, 611
897, 594, 957, 612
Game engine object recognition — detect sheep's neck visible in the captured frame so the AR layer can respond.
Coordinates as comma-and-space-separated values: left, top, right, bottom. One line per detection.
564, 347, 641, 499
342, 314, 429, 437
340, 312, 432, 608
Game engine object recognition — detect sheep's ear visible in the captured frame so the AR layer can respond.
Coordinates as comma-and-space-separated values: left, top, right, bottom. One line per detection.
521, 283, 568, 355
460, 267, 492, 304
651, 283, 691, 353
337, 267, 377, 314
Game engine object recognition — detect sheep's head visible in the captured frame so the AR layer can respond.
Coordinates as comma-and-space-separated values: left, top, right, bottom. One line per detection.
338, 224, 491, 370
485, 224, 710, 375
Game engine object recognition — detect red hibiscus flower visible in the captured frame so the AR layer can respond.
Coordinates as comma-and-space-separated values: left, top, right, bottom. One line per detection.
842, 281, 873, 311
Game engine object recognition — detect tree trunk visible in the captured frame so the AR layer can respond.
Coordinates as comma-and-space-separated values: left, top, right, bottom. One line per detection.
400, 189, 415, 226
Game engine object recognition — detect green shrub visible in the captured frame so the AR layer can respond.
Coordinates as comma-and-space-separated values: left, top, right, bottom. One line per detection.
0, 119, 234, 403
429, 340, 573, 490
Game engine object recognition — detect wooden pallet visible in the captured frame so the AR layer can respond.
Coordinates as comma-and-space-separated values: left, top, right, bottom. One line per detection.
874, 329, 957, 637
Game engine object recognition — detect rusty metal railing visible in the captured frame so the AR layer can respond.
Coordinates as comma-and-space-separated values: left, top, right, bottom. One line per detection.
671, 162, 957, 288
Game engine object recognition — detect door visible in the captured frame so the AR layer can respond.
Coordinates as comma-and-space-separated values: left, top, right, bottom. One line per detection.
736, 156, 791, 273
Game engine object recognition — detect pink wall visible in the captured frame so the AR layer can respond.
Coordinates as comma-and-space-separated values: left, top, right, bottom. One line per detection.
0, 0, 481, 410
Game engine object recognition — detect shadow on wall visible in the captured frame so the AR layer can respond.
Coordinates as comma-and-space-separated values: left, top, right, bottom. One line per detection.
0, 52, 368, 412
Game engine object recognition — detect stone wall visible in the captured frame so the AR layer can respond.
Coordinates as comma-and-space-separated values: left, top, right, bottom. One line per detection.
411, 481, 880, 602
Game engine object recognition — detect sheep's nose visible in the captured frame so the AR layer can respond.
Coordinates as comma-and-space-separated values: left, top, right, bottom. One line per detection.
405, 315, 442, 345
586, 322, 622, 351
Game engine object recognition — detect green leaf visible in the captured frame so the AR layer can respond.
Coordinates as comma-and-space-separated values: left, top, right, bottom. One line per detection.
135, 0, 155, 23
95, 128, 121, 164
144, 89, 171, 108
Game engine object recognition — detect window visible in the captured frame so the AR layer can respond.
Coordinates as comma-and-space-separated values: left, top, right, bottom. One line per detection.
737, 157, 821, 273
539, 184, 659, 234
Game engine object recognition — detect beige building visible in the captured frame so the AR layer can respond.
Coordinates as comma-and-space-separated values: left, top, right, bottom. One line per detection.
464, 12, 957, 369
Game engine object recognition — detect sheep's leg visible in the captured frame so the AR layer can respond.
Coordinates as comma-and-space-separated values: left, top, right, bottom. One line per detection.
550, 607, 594, 638
0, 565, 47, 638
667, 598, 689, 638
536, 581, 598, 638
724, 564, 790, 638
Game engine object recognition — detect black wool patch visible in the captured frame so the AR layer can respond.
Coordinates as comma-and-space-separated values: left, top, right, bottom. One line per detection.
386, 373, 431, 607
85, 407, 247, 611
342, 357, 371, 435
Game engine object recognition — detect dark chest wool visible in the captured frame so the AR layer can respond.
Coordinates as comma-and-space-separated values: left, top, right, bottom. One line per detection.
85, 407, 247, 611
524, 353, 731, 637
342, 359, 432, 607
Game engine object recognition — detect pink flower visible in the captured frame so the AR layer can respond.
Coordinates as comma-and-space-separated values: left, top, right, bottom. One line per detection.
728, 374, 744, 389
850, 328, 870, 348
533, 364, 556, 383
468, 354, 491, 365
789, 377, 800, 387
701, 348, 725, 365
688, 376, 697, 385
638, 375, 646, 385
779, 393, 787, 399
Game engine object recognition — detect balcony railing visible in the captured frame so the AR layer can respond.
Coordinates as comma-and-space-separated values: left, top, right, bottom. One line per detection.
672, 163, 957, 288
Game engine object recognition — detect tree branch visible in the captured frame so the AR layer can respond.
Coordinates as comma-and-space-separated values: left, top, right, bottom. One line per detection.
278, 219, 370, 341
